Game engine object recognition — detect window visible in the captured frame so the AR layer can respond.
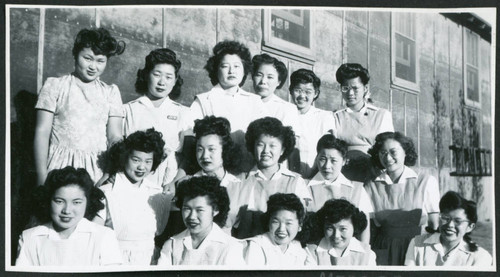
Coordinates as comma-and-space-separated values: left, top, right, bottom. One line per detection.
464, 28, 480, 107
391, 12, 419, 92
262, 9, 314, 64
449, 146, 491, 176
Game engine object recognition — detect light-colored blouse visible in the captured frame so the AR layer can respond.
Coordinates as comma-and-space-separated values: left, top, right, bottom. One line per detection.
404, 233, 493, 266
305, 237, 376, 266
245, 233, 314, 266
16, 218, 122, 266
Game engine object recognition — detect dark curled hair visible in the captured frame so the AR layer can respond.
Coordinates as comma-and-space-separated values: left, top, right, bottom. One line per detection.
204, 40, 252, 87
98, 128, 165, 175
175, 176, 230, 227
335, 63, 370, 85
289, 69, 321, 101
194, 116, 241, 172
317, 199, 367, 236
72, 28, 125, 58
316, 134, 348, 158
245, 117, 296, 163
135, 48, 183, 100
262, 193, 305, 232
368, 131, 418, 169
439, 191, 479, 252
251, 53, 288, 89
32, 166, 105, 223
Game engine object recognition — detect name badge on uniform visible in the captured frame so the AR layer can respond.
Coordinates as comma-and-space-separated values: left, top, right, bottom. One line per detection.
167, 115, 178, 120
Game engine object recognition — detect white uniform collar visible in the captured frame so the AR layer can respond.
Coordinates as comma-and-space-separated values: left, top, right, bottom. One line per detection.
212, 83, 241, 96
423, 233, 472, 255
181, 223, 228, 250
374, 166, 418, 184
44, 218, 94, 240
345, 102, 378, 114
309, 172, 352, 188
249, 164, 294, 181
317, 237, 367, 257
137, 95, 175, 109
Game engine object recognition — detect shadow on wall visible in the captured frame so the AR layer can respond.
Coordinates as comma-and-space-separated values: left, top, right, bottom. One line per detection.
11, 90, 38, 265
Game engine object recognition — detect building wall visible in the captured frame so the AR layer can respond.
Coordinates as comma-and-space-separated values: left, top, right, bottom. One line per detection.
9, 7, 493, 220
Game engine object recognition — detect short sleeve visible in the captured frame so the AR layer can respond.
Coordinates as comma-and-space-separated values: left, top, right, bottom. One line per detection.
403, 237, 417, 266
99, 228, 123, 265
15, 233, 31, 266
221, 240, 246, 266
149, 192, 172, 236
422, 175, 440, 214
157, 239, 174, 266
358, 187, 374, 214
304, 245, 318, 265
244, 240, 265, 265
379, 109, 394, 133
188, 98, 204, 126
108, 84, 124, 117
35, 77, 60, 113
368, 250, 377, 266
473, 248, 493, 266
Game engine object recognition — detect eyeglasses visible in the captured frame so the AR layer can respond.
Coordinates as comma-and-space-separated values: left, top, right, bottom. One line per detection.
439, 214, 470, 225
340, 85, 364, 93
292, 88, 316, 96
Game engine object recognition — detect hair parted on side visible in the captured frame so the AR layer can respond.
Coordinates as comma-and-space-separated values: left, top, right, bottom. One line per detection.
368, 131, 418, 169
252, 53, 288, 89
72, 28, 126, 58
204, 40, 252, 87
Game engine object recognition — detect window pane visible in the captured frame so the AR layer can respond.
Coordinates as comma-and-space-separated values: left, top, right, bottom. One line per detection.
466, 66, 479, 102
395, 33, 416, 82
466, 31, 478, 66
271, 10, 310, 48
395, 12, 415, 39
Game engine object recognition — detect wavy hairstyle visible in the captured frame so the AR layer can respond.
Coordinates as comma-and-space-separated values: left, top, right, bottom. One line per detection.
289, 69, 321, 101
72, 28, 125, 58
245, 117, 296, 163
32, 166, 105, 223
439, 191, 479, 252
316, 134, 348, 158
175, 176, 230, 227
135, 48, 183, 100
335, 63, 370, 85
318, 199, 367, 236
368, 131, 418, 169
98, 128, 166, 175
262, 193, 305, 232
251, 53, 288, 89
204, 40, 252, 87
193, 116, 241, 172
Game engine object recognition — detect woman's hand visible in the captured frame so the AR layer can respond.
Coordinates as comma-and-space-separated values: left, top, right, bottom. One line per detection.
33, 110, 54, 186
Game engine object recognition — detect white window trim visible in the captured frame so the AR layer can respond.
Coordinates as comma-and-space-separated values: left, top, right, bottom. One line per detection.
463, 27, 481, 108
262, 8, 315, 64
390, 12, 420, 93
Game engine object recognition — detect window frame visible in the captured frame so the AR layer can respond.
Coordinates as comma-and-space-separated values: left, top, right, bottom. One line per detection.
463, 27, 481, 108
390, 12, 420, 93
262, 8, 315, 65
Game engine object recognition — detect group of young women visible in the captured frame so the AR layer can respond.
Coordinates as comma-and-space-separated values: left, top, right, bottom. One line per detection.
17, 27, 492, 268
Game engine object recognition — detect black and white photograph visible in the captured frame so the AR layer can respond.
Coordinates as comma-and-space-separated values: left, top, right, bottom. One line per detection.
4, 2, 497, 275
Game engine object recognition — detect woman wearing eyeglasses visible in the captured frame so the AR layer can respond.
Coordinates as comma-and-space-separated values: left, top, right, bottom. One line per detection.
405, 191, 492, 266
330, 63, 394, 182
289, 69, 335, 179
365, 132, 440, 265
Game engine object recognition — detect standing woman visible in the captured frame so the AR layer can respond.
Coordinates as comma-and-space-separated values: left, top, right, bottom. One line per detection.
290, 69, 335, 179
365, 132, 440, 265
34, 28, 126, 185
331, 63, 394, 182
123, 48, 188, 188
188, 40, 265, 174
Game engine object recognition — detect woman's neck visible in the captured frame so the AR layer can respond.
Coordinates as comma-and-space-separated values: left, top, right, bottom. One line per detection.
53, 223, 77, 240
147, 95, 167, 108
440, 236, 461, 255
190, 224, 213, 249
220, 84, 239, 93
261, 94, 273, 103
298, 105, 311, 115
204, 167, 226, 181
387, 167, 405, 183
259, 163, 280, 179
348, 101, 365, 112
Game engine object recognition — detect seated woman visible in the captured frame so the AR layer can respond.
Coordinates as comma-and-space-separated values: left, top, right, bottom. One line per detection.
245, 193, 314, 266
305, 199, 376, 266
16, 167, 122, 266
365, 131, 440, 265
405, 191, 492, 266
289, 69, 334, 179
228, 117, 311, 239
307, 134, 372, 244
157, 176, 245, 266
96, 128, 171, 265
331, 63, 394, 182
